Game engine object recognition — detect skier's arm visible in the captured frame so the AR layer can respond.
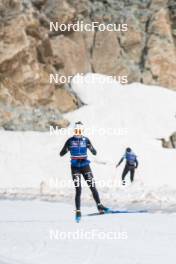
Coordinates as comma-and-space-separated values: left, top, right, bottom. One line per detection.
60, 139, 69, 156
135, 158, 139, 168
116, 156, 124, 167
87, 138, 97, 155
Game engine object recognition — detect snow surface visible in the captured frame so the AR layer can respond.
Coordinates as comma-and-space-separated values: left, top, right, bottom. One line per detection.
0, 200, 176, 264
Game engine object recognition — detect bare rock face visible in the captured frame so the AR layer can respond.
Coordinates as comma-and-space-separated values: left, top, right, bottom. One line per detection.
69, 0, 176, 89
42, 0, 76, 24
0, 104, 69, 131
50, 32, 91, 77
143, 8, 176, 89
0, 0, 81, 130
92, 16, 143, 82
53, 88, 79, 113
0, 0, 176, 130
92, 31, 121, 75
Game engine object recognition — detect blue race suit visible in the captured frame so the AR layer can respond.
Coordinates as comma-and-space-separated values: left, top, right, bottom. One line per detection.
118, 151, 138, 182
60, 136, 101, 210
60, 136, 97, 168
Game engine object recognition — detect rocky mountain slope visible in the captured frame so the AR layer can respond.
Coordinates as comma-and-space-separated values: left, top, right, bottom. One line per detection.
0, 0, 176, 130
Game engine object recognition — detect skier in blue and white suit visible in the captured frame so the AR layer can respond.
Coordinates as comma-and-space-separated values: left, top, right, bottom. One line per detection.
116, 148, 138, 185
60, 121, 108, 219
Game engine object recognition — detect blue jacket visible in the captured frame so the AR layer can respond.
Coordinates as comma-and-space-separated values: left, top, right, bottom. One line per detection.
60, 136, 97, 168
118, 151, 138, 168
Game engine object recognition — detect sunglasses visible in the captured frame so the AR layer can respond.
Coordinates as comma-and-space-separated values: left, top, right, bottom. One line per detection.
74, 129, 83, 135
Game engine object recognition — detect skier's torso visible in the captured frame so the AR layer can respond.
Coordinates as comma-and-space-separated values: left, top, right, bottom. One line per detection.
67, 136, 90, 168
124, 152, 137, 167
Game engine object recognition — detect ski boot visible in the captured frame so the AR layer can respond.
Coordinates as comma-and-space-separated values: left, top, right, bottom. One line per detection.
97, 203, 110, 214
75, 210, 81, 223
122, 180, 126, 186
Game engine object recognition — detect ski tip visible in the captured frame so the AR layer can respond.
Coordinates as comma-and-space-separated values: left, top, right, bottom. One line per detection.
111, 209, 148, 214
75, 216, 81, 223
138, 210, 148, 213
105, 208, 112, 213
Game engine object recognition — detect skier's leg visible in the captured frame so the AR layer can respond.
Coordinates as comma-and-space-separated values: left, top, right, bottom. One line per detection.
82, 165, 101, 205
81, 165, 108, 213
130, 168, 135, 182
122, 165, 129, 182
71, 167, 82, 211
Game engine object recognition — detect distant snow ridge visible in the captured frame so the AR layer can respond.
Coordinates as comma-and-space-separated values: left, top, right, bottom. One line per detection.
0, 74, 176, 212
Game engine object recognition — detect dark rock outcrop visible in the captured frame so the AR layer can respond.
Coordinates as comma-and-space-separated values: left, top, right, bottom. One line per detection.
157, 132, 176, 148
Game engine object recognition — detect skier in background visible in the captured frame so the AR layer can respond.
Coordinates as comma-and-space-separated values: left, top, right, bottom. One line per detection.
116, 148, 138, 185
60, 121, 108, 222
